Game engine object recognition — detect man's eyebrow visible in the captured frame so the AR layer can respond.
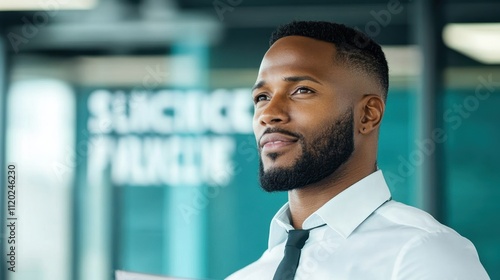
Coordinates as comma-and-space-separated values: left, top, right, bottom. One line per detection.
282, 75, 322, 85
252, 76, 322, 92
252, 80, 265, 92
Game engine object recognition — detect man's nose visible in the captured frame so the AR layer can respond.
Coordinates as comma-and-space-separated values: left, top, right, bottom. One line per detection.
257, 95, 290, 126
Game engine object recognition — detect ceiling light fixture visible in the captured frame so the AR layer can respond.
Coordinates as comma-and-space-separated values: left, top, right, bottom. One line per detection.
443, 23, 500, 64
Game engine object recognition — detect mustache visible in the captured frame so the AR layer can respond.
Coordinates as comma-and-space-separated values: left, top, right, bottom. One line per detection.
259, 127, 303, 144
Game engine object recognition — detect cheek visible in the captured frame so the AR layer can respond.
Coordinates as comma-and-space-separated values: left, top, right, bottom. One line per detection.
292, 106, 333, 129
252, 114, 261, 140
292, 111, 339, 142
252, 110, 259, 123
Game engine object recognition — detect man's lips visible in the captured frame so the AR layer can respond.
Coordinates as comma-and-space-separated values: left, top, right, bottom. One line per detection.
259, 133, 299, 151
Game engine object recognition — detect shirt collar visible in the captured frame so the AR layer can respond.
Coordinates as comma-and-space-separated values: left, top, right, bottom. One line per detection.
268, 170, 391, 249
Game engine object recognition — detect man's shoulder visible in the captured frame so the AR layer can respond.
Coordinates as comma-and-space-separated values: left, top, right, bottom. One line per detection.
354, 199, 472, 259
366, 201, 489, 279
373, 200, 456, 235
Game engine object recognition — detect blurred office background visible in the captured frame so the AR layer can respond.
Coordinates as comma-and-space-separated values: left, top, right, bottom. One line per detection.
0, 0, 499, 279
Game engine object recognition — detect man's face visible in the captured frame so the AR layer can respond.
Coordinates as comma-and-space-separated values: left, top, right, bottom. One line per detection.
252, 36, 357, 192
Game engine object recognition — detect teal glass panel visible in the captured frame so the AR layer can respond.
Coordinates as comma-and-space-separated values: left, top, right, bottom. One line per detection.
444, 88, 500, 280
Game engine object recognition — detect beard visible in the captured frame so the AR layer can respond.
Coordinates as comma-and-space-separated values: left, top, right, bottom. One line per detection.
258, 108, 354, 192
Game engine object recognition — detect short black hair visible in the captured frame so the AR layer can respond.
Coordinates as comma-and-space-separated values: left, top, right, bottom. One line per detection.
269, 21, 389, 101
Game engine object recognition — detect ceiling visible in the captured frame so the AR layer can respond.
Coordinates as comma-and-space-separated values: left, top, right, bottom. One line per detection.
0, 0, 499, 68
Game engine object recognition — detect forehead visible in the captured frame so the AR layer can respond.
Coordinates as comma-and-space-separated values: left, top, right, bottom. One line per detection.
258, 36, 338, 80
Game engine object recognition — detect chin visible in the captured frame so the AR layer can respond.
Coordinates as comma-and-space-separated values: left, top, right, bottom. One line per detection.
262, 155, 297, 171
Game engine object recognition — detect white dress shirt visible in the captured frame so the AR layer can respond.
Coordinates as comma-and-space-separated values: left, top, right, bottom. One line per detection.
226, 170, 490, 280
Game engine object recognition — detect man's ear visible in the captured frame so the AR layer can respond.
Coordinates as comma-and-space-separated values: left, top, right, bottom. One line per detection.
357, 94, 385, 134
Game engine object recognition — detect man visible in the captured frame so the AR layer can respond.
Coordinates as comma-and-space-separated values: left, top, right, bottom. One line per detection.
226, 21, 489, 279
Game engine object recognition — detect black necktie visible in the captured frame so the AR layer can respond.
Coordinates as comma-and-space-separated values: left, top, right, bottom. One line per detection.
273, 224, 325, 280
273, 229, 309, 280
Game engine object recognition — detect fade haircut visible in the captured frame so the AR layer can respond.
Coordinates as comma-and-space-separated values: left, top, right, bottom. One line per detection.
269, 21, 389, 101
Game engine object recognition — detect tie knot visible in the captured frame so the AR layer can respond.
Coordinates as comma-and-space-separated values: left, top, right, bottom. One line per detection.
286, 230, 310, 249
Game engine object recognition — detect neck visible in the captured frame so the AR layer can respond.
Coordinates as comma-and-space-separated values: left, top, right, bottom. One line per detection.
287, 161, 376, 229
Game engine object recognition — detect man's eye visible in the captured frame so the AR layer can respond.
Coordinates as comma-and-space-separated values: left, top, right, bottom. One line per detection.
295, 87, 313, 94
254, 94, 269, 103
